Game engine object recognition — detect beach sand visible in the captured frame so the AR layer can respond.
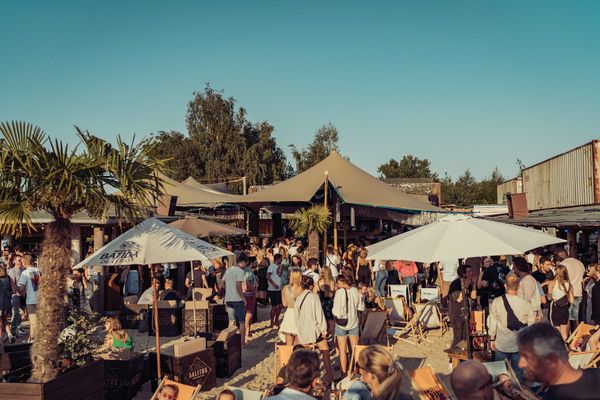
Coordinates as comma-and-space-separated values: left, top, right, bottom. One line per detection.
132, 306, 454, 399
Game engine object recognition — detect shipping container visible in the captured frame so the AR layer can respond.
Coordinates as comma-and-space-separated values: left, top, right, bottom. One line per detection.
497, 177, 523, 204
522, 141, 600, 211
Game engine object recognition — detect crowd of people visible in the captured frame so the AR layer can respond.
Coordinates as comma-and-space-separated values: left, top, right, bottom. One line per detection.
3, 233, 600, 400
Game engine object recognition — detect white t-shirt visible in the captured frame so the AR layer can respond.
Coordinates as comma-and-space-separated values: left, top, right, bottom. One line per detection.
332, 286, 365, 330
440, 260, 459, 282
303, 269, 320, 283
267, 263, 282, 291
223, 265, 245, 302
560, 258, 585, 297
18, 266, 41, 305
288, 246, 298, 257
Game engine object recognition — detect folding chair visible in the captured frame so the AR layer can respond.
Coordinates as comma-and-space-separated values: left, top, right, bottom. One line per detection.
568, 351, 600, 369
360, 309, 389, 345
566, 322, 599, 351
409, 365, 451, 400
388, 299, 430, 346
347, 344, 393, 377
415, 301, 447, 338
274, 344, 316, 383
151, 378, 200, 400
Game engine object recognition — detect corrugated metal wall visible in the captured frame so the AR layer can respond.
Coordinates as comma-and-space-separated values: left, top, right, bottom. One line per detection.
496, 178, 522, 204
523, 142, 596, 210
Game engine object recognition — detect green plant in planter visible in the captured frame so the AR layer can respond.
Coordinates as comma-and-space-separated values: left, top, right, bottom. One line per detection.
57, 310, 105, 373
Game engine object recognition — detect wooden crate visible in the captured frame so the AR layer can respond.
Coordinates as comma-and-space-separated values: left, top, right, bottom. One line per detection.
182, 302, 209, 336
149, 305, 183, 337
104, 353, 146, 400
150, 348, 216, 392
210, 333, 241, 378
0, 359, 104, 400
209, 304, 229, 333
119, 304, 148, 330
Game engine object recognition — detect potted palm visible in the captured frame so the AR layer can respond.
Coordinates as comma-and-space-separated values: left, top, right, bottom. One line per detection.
0, 122, 165, 399
288, 205, 331, 259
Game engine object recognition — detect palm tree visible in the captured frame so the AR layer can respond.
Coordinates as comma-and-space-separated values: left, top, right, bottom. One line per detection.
0, 121, 165, 382
288, 205, 331, 259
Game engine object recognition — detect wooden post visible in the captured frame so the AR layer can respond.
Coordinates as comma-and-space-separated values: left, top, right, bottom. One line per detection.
323, 171, 329, 266
150, 264, 162, 377
333, 197, 338, 252
567, 228, 577, 258
93, 227, 105, 251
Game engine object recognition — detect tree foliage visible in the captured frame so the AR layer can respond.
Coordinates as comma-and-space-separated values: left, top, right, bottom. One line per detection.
377, 155, 438, 180
290, 123, 340, 173
152, 84, 291, 190
441, 167, 505, 206
288, 205, 331, 258
0, 121, 165, 382
151, 130, 203, 181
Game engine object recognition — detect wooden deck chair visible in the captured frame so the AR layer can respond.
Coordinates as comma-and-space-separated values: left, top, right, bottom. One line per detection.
415, 301, 447, 338
347, 344, 393, 377
568, 351, 600, 369
360, 310, 389, 344
274, 343, 316, 382
385, 296, 410, 326
389, 300, 430, 346
566, 322, 599, 350
409, 365, 452, 400
229, 386, 264, 400
388, 284, 410, 305
151, 378, 200, 400
418, 287, 440, 303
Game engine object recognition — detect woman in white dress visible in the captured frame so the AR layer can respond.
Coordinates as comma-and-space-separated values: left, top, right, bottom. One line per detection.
279, 268, 303, 345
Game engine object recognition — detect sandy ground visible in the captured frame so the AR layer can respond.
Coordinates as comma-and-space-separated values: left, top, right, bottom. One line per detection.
132, 306, 454, 400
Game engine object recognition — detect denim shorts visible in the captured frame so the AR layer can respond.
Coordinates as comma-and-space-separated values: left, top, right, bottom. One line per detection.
569, 297, 582, 321
335, 324, 359, 337
226, 301, 245, 324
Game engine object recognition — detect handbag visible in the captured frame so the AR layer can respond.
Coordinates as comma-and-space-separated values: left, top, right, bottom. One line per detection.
334, 288, 349, 326
501, 295, 527, 332
554, 295, 569, 308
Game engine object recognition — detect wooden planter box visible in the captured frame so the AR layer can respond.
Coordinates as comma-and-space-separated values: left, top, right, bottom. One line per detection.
209, 303, 229, 332
150, 348, 216, 392
182, 301, 209, 336
118, 304, 148, 330
210, 333, 241, 378
0, 359, 104, 400
149, 303, 183, 337
104, 353, 146, 400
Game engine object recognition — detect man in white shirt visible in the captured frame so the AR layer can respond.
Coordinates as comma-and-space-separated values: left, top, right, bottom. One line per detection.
439, 259, 459, 305
267, 253, 284, 328
17, 254, 41, 342
513, 257, 542, 321
288, 240, 301, 257
302, 258, 320, 283
557, 250, 585, 328
266, 349, 321, 400
332, 275, 365, 376
488, 273, 535, 382
223, 253, 248, 345
325, 246, 340, 278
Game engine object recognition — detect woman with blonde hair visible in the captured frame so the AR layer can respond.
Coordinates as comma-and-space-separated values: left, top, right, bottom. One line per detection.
318, 266, 336, 337
104, 315, 134, 350
548, 264, 574, 339
279, 268, 303, 345
344, 344, 410, 400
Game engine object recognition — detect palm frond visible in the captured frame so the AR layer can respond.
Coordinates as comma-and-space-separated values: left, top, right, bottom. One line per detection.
288, 205, 331, 237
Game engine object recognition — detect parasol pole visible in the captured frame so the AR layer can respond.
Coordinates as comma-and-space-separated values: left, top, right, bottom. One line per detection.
191, 262, 199, 338
150, 264, 162, 377
323, 170, 329, 266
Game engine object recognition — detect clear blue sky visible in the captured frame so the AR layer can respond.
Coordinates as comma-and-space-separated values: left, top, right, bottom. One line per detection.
2, 1, 599, 180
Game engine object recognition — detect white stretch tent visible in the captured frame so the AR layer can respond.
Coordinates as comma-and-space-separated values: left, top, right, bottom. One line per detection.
366, 214, 565, 263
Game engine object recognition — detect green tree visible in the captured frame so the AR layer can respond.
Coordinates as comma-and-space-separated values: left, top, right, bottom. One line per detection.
241, 122, 291, 186
377, 155, 438, 179
288, 205, 331, 258
151, 130, 204, 181
478, 167, 505, 204
186, 84, 247, 181
0, 122, 165, 382
290, 123, 340, 173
